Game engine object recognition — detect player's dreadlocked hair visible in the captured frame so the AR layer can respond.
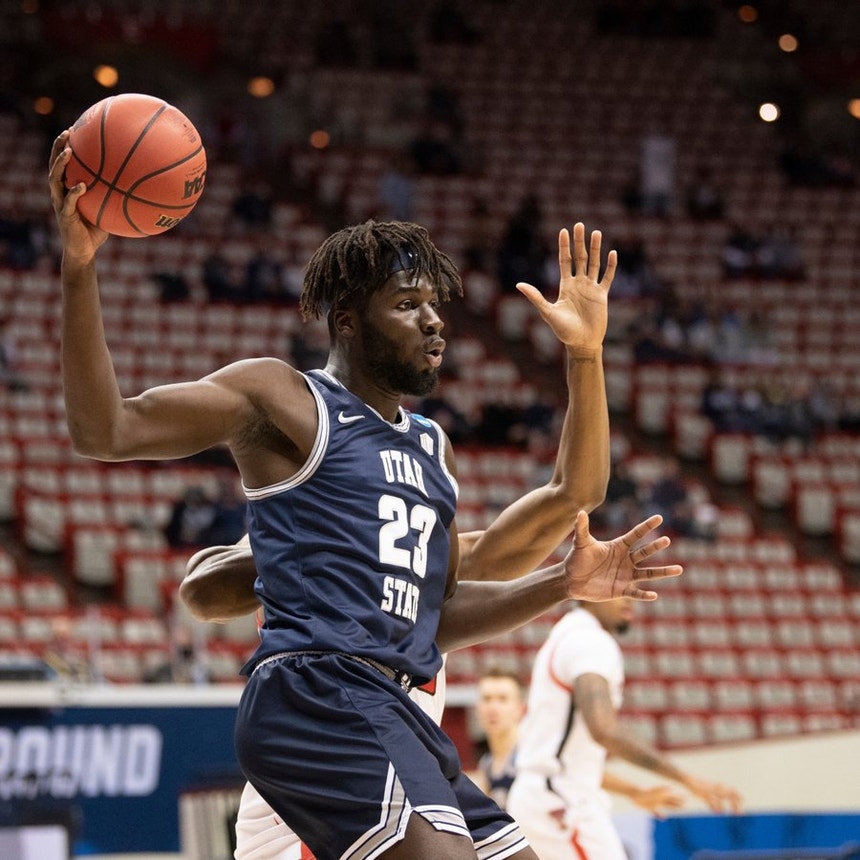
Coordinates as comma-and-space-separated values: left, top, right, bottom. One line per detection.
300, 220, 462, 321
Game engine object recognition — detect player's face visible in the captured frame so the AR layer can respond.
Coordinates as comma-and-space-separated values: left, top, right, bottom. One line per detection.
475, 677, 525, 736
359, 271, 446, 397
590, 597, 637, 635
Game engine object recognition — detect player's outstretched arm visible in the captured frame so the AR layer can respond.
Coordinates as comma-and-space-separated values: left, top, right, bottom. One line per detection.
458, 224, 615, 582
180, 535, 259, 622
436, 512, 681, 652
575, 673, 743, 815
601, 772, 685, 819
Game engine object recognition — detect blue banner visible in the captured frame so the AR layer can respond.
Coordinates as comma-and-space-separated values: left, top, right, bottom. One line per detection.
0, 699, 243, 855
655, 813, 860, 860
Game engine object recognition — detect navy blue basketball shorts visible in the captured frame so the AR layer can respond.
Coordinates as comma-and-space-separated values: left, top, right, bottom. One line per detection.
235, 652, 529, 860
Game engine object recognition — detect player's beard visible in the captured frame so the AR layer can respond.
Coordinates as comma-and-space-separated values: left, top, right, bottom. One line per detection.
615, 621, 631, 636
361, 316, 440, 397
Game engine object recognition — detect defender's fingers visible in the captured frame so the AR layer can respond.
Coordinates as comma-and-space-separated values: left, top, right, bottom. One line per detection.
624, 587, 659, 602
633, 564, 684, 581
620, 514, 663, 547
629, 535, 671, 563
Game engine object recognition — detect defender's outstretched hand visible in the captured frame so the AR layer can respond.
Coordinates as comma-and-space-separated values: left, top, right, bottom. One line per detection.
48, 129, 109, 265
563, 511, 682, 602
516, 222, 616, 350
628, 784, 686, 819
684, 775, 743, 815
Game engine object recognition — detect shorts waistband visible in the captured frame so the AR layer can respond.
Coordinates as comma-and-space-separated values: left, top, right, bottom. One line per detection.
252, 650, 414, 692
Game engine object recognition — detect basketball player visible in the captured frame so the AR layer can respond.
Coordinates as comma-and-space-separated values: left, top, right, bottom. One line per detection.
50, 129, 682, 860
507, 598, 742, 860
472, 669, 525, 811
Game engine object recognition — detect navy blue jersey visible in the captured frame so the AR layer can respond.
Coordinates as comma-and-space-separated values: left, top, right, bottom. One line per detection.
242, 369, 458, 685
477, 749, 517, 811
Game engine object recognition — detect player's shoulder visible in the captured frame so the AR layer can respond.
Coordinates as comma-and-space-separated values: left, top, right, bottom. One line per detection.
209, 356, 307, 391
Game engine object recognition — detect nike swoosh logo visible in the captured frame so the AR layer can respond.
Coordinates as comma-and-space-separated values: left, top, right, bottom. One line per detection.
337, 412, 365, 424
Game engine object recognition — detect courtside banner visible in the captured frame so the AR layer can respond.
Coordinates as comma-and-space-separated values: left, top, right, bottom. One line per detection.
0, 684, 243, 855
655, 812, 860, 859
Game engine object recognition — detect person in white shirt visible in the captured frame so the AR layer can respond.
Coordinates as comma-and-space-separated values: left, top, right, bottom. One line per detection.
507, 599, 742, 860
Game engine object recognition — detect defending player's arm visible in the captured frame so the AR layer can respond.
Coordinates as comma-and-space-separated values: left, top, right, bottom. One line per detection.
435, 512, 681, 652
457, 224, 614, 582
600, 772, 685, 819
181, 535, 258, 622
181, 512, 683, 649
574, 673, 743, 814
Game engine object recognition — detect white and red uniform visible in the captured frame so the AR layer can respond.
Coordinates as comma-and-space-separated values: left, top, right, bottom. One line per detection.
506, 608, 626, 860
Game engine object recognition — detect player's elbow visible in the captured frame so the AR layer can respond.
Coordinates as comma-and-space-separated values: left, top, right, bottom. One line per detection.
178, 575, 220, 622
579, 484, 607, 513
67, 421, 127, 462
547, 481, 607, 519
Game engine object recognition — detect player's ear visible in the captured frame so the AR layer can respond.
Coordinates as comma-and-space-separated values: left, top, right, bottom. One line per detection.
332, 307, 356, 338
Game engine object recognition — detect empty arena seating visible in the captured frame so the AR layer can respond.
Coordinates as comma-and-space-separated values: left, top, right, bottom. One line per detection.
0, 0, 858, 753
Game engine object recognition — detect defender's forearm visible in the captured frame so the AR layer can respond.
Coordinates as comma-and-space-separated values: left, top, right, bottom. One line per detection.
179, 543, 260, 622
436, 563, 568, 652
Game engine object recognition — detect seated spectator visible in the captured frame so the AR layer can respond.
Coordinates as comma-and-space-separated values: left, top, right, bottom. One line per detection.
164, 486, 219, 549
496, 194, 549, 293
144, 627, 210, 685
0, 316, 27, 391
43, 616, 92, 683
610, 233, 661, 298
377, 152, 416, 222
244, 241, 286, 303
755, 223, 804, 280
416, 392, 473, 444
232, 177, 273, 228
721, 223, 759, 279
700, 370, 742, 432
206, 474, 249, 546
597, 459, 642, 533
202, 250, 241, 303
409, 120, 463, 176
685, 165, 724, 220
163, 479, 246, 550
647, 456, 692, 535
153, 271, 190, 303
462, 196, 495, 273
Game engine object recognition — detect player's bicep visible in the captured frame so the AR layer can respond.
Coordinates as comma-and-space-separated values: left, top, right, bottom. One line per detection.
574, 672, 618, 738
120, 376, 254, 458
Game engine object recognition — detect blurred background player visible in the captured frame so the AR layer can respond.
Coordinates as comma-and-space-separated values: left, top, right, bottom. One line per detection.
471, 668, 526, 810
507, 598, 742, 860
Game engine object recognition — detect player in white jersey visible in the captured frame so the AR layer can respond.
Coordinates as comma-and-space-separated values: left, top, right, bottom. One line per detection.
507, 599, 742, 860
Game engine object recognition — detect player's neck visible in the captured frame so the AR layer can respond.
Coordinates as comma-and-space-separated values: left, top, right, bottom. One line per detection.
487, 729, 517, 761
325, 362, 403, 422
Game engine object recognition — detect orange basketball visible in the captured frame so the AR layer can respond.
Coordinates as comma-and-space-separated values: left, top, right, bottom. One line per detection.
65, 93, 207, 238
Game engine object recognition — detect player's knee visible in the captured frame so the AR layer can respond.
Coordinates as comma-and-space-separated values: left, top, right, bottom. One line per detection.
379, 813, 477, 860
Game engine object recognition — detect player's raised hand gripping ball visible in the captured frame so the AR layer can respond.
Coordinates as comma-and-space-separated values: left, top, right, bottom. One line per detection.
64, 93, 207, 238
